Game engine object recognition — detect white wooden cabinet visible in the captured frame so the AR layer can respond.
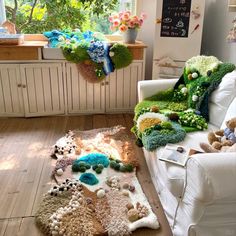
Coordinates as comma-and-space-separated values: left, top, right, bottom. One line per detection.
0, 64, 24, 116
0, 43, 146, 117
66, 63, 105, 114
20, 63, 65, 117
66, 61, 143, 114
0, 63, 65, 117
106, 62, 143, 113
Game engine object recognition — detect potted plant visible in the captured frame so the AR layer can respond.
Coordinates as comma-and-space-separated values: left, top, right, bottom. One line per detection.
109, 11, 147, 44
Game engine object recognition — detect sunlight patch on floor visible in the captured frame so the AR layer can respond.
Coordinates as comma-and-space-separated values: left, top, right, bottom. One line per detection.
27, 142, 51, 159
0, 154, 18, 170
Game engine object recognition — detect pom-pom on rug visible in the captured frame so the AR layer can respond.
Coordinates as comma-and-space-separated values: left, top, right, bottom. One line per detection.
35, 126, 159, 235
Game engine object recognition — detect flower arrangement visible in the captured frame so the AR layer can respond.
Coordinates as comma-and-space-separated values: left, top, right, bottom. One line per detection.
109, 11, 147, 32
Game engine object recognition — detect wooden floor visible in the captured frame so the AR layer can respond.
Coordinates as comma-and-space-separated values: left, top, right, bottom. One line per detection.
0, 114, 172, 236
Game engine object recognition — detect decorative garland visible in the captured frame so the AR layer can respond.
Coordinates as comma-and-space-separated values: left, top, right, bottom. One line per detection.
44, 30, 133, 83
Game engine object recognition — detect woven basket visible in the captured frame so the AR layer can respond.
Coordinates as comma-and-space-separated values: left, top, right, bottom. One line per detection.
76, 62, 104, 83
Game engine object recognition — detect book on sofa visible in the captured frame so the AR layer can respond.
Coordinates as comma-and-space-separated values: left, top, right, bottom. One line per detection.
159, 144, 202, 166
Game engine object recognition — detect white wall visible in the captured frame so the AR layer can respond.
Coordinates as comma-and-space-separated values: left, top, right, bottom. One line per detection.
137, 0, 157, 80
201, 0, 236, 63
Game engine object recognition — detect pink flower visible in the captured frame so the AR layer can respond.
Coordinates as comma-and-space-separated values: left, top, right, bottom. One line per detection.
112, 13, 119, 19
110, 25, 116, 31
141, 12, 147, 20
132, 16, 139, 22
119, 24, 128, 32
113, 19, 120, 27
139, 19, 143, 26
122, 12, 130, 21
108, 16, 114, 23
119, 12, 124, 18
125, 11, 131, 16
108, 11, 147, 31
128, 19, 136, 28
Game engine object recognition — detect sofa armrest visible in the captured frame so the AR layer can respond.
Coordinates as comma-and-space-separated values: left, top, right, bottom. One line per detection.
138, 79, 178, 102
185, 152, 236, 202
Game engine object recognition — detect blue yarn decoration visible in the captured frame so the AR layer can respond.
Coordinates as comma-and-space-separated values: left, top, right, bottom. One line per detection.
87, 41, 114, 75
142, 122, 186, 151
76, 153, 110, 167
79, 173, 99, 185
103, 42, 114, 75
87, 41, 105, 63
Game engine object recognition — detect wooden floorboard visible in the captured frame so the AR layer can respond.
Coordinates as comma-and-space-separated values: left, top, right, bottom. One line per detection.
0, 115, 172, 236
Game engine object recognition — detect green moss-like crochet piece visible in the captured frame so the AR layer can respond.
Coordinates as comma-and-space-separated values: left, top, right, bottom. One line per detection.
146, 88, 174, 101
110, 43, 133, 69
187, 62, 235, 120
134, 100, 187, 121
79, 173, 99, 185
141, 122, 186, 151
62, 43, 90, 63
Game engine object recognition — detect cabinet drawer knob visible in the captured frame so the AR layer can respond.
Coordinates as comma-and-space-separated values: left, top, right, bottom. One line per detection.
105, 81, 109, 85
17, 84, 22, 88
22, 85, 27, 88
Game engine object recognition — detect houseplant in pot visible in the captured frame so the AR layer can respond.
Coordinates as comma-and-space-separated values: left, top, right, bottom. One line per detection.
109, 11, 146, 44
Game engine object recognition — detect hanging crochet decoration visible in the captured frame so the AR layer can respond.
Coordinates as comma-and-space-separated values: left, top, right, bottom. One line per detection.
44, 29, 133, 83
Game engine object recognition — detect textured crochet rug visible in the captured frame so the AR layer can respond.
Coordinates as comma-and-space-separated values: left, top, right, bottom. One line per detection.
35, 126, 159, 236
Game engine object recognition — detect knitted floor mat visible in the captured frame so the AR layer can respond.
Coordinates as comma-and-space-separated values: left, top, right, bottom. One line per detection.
35, 126, 159, 235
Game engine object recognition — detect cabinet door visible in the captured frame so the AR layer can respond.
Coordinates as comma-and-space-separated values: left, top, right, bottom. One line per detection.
66, 63, 105, 114
0, 64, 24, 116
20, 63, 65, 117
106, 62, 143, 113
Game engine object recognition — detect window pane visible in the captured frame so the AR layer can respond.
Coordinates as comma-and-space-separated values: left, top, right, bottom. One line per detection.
4, 0, 136, 34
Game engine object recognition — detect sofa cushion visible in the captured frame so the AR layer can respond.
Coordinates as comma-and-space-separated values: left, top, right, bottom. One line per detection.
209, 70, 236, 127
154, 123, 218, 198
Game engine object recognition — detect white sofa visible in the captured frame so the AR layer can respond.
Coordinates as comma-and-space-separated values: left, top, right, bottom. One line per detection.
138, 71, 236, 236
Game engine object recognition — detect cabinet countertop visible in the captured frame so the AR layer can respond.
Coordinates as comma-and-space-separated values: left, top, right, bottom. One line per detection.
0, 41, 48, 48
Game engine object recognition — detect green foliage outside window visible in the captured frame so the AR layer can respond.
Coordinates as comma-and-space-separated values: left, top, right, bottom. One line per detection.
5, 0, 119, 34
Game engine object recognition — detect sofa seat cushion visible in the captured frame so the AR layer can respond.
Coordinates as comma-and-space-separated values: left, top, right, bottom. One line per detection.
153, 123, 218, 198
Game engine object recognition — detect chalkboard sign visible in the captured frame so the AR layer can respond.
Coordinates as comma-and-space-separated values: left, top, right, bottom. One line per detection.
160, 0, 192, 38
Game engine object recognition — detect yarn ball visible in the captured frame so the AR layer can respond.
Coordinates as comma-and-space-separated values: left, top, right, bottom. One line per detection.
76, 153, 110, 167
56, 168, 64, 176
168, 113, 179, 121
97, 189, 106, 198
127, 209, 139, 222
72, 161, 90, 172
109, 43, 133, 69
79, 173, 99, 185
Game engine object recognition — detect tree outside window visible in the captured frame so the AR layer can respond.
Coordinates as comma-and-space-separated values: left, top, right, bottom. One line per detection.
4, 0, 135, 34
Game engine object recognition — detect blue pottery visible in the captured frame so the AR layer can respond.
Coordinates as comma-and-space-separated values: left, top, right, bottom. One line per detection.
122, 28, 138, 44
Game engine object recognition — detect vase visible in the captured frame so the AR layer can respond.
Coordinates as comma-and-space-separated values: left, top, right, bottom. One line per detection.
122, 28, 138, 44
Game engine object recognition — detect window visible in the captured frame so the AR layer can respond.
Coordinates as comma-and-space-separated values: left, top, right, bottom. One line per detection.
3, 0, 136, 34
0, 1, 6, 24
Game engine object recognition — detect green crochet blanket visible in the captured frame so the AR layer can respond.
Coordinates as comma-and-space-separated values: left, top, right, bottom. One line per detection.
132, 56, 235, 151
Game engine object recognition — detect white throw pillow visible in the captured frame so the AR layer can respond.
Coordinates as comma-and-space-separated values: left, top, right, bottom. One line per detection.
209, 70, 236, 127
